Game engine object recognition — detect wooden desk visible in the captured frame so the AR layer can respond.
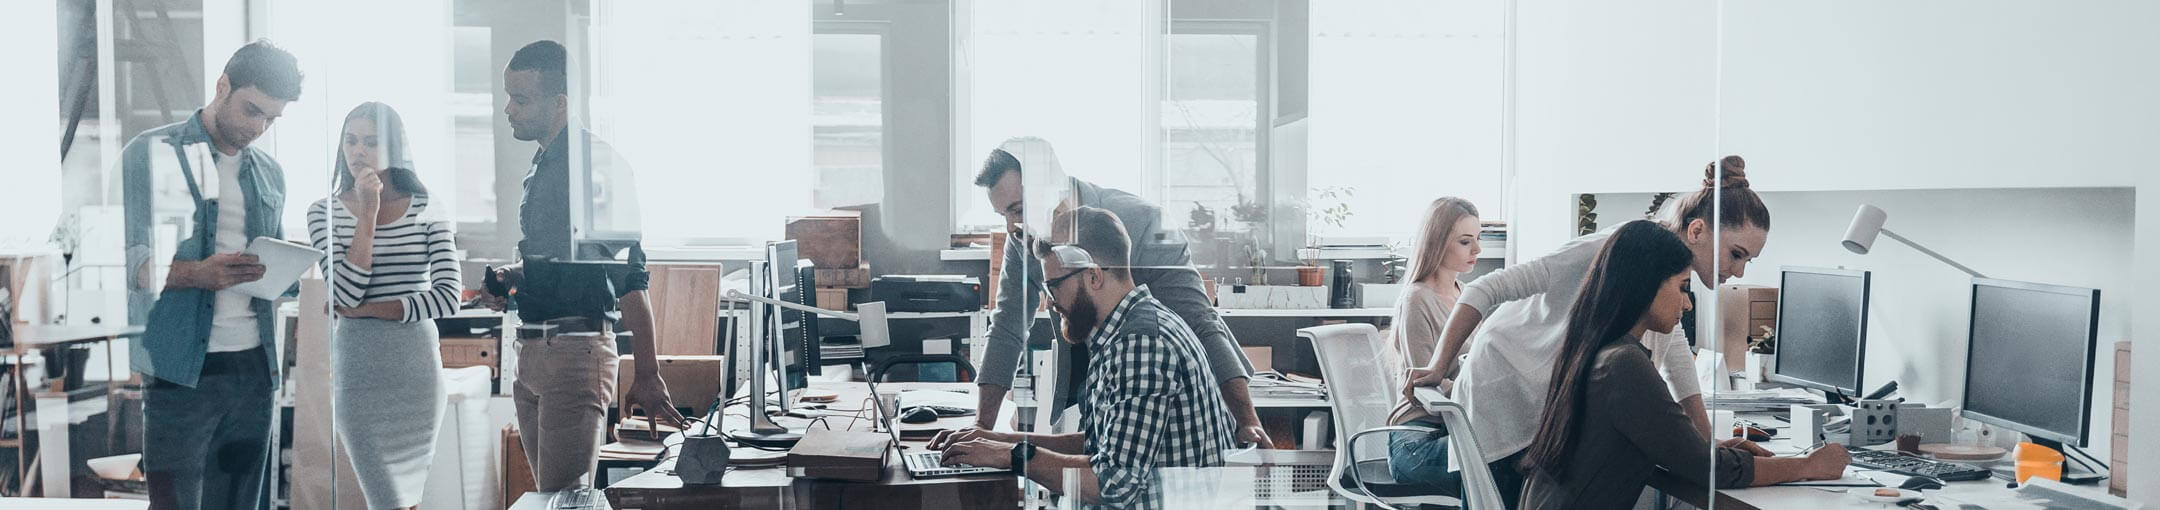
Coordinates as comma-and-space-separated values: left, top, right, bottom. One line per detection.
606, 382, 1021, 510
3, 324, 140, 498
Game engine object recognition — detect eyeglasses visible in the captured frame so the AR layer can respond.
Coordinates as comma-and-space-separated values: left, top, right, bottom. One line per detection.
1039, 268, 1088, 306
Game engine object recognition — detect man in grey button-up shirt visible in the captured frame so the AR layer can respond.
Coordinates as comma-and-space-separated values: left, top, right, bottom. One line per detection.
964, 139, 1267, 447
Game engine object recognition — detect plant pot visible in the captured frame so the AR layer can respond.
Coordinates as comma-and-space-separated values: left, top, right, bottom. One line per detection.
1745, 352, 1775, 383
1296, 266, 1324, 287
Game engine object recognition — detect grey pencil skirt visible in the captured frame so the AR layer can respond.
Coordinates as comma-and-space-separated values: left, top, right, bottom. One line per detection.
333, 316, 444, 509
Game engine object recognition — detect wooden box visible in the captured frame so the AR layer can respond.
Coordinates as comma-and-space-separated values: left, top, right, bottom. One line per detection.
986, 231, 1007, 306
814, 265, 872, 289
815, 288, 849, 311
2112, 341, 2130, 497
503, 426, 534, 509
1717, 284, 1779, 370
440, 336, 499, 376
786, 211, 863, 269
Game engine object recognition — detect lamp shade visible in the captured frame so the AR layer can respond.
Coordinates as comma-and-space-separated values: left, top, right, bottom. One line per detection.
1842, 204, 1888, 254
857, 301, 891, 349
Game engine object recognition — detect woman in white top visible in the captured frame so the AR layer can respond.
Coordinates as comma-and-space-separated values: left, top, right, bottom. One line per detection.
1404, 156, 1770, 508
1382, 197, 1483, 487
307, 102, 463, 510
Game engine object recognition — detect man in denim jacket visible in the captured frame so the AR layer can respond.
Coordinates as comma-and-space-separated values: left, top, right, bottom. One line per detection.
121, 40, 302, 510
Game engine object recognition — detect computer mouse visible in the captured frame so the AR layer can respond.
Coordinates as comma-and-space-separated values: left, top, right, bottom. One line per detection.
1899, 475, 1945, 491
900, 406, 940, 424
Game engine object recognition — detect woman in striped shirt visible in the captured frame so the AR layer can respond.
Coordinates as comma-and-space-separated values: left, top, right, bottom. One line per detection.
307, 102, 461, 510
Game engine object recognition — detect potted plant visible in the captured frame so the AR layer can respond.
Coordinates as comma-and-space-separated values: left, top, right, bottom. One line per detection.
1746, 325, 1778, 382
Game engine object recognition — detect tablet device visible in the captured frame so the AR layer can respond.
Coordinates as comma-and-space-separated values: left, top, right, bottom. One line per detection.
231, 237, 325, 300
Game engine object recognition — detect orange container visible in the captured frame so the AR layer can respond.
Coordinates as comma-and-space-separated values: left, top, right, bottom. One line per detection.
2015, 442, 2064, 484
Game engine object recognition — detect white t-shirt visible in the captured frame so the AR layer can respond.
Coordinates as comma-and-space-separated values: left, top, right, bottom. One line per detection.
206, 151, 260, 353
1452, 227, 1703, 462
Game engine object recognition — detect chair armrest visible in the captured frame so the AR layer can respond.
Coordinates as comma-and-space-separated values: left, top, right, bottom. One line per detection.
1343, 423, 1444, 510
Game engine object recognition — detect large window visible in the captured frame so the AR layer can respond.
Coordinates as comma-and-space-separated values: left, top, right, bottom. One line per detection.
1160, 24, 1268, 237
812, 27, 886, 209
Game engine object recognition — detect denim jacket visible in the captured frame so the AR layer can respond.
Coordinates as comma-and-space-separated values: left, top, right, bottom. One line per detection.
122, 110, 287, 389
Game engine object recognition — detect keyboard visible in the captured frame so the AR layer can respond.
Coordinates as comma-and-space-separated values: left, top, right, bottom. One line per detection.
904, 451, 1003, 478
548, 486, 607, 509
1849, 449, 1993, 481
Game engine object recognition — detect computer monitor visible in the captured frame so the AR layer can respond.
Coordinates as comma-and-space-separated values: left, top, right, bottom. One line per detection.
791, 260, 823, 377
1961, 278, 2101, 450
1768, 267, 1871, 399
766, 241, 806, 409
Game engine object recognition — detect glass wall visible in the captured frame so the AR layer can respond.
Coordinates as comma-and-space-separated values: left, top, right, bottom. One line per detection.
18, 0, 2151, 508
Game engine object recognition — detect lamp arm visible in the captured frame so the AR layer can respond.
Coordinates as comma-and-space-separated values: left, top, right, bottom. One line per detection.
1878, 229, 1988, 279
725, 290, 861, 322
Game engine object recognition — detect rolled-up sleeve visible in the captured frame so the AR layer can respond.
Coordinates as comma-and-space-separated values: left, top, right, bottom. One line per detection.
1458, 244, 1565, 316
1646, 330, 1703, 401
976, 233, 1042, 389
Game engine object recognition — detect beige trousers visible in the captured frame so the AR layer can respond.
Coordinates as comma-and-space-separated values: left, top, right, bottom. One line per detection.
513, 331, 619, 491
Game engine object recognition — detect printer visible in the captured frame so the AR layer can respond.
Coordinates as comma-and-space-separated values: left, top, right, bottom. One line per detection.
870, 275, 983, 312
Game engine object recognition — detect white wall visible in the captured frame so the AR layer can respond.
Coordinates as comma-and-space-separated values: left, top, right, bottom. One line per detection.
0, 0, 62, 249
1511, 1, 2160, 498
1616, 189, 2134, 459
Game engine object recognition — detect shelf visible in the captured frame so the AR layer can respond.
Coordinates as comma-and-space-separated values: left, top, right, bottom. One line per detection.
940, 248, 992, 261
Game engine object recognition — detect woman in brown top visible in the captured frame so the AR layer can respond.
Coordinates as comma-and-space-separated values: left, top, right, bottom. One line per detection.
1519, 220, 1850, 509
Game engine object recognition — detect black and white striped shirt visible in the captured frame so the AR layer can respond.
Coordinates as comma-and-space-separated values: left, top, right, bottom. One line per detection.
307, 193, 463, 323
1079, 285, 1237, 509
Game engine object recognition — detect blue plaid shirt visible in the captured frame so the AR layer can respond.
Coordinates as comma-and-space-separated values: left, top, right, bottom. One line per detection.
1079, 285, 1237, 509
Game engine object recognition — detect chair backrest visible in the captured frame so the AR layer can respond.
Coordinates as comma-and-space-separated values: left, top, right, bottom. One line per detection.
1302, 323, 1395, 500
870, 353, 977, 382
1423, 390, 1507, 509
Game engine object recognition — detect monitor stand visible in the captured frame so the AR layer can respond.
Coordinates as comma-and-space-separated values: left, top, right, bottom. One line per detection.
2029, 438, 2108, 486
730, 306, 805, 449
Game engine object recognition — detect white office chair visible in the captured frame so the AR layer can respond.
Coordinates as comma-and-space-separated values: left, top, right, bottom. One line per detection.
1303, 323, 1504, 510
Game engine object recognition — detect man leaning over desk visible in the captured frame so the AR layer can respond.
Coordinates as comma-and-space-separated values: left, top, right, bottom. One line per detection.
932, 206, 1237, 508
957, 137, 1268, 447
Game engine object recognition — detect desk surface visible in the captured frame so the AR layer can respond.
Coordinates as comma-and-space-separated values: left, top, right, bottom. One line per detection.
1652, 408, 2124, 510
606, 381, 1020, 510
2, 324, 142, 355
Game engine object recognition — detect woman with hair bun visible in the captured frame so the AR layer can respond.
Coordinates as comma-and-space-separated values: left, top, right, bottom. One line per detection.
1399, 157, 1771, 507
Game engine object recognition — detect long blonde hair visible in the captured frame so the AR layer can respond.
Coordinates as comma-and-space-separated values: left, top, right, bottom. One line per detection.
1407, 197, 1480, 285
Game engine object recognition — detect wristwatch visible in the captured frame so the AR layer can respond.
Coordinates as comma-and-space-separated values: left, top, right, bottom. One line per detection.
1009, 441, 1037, 474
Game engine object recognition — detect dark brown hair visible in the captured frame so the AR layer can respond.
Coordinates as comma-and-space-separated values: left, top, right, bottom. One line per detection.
975, 148, 1022, 187
333, 102, 427, 196
1667, 155, 1770, 232
1519, 220, 1695, 481
1031, 206, 1133, 281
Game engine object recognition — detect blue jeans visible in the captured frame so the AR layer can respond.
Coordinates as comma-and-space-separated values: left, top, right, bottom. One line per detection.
1387, 422, 1528, 509
144, 347, 274, 510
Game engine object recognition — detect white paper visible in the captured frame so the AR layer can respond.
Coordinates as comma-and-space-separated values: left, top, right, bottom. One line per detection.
229, 237, 325, 300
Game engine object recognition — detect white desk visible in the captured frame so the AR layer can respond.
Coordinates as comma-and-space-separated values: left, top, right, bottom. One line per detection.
4, 325, 142, 498
1654, 408, 2126, 509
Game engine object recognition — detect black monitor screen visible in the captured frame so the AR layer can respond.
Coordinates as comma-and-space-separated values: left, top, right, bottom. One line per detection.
1771, 268, 1869, 395
1962, 280, 2099, 446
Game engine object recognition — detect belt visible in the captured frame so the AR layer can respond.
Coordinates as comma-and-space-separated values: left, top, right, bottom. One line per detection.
515, 316, 611, 336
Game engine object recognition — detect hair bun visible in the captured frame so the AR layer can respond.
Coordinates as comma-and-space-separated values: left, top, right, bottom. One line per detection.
1703, 155, 1749, 189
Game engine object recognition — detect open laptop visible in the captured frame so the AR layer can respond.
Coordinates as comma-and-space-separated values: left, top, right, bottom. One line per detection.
868, 379, 1005, 478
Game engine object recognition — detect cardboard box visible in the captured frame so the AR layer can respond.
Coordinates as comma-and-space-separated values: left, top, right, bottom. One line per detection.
503, 426, 534, 509
814, 265, 872, 289
440, 336, 499, 376
786, 211, 863, 269
816, 288, 849, 311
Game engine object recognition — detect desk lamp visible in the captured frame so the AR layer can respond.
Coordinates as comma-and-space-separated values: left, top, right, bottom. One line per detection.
1841, 204, 1988, 278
